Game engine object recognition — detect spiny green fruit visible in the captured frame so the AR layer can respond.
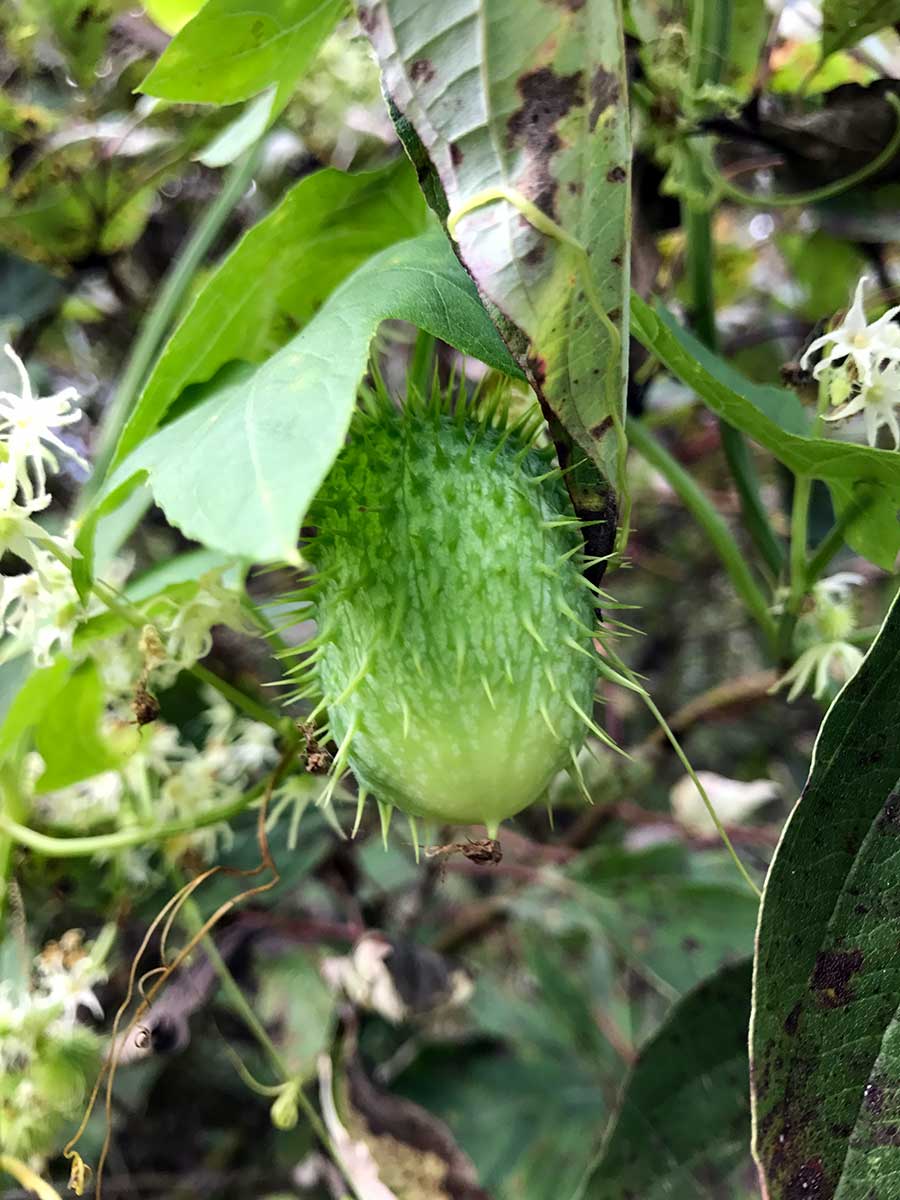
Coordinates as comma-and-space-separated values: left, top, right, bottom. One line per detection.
285, 386, 613, 839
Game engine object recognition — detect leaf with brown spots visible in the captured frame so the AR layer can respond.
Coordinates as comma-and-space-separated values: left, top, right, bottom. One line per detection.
357, 0, 631, 554
585, 961, 754, 1198
752, 590, 900, 1200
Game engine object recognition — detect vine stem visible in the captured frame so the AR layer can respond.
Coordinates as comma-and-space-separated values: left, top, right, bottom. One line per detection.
0, 781, 262, 857
777, 373, 832, 657
627, 417, 778, 648
714, 94, 900, 210
599, 645, 762, 899
162, 862, 338, 1169
79, 143, 262, 509
0, 1155, 63, 1200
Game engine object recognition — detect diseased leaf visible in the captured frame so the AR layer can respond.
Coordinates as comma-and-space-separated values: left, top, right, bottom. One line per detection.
631, 294, 900, 569
821, 1, 900, 59
586, 961, 753, 1200
100, 232, 521, 563
360, 0, 631, 535
139, 0, 344, 105
752, 591, 900, 1200
113, 161, 426, 467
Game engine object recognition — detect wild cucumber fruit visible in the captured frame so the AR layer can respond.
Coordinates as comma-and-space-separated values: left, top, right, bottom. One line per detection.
285, 385, 612, 839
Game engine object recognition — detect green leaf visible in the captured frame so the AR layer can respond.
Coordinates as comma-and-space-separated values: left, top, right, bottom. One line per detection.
34, 661, 124, 792
585, 961, 752, 1200
255, 950, 336, 1080
0, 657, 72, 761
726, 0, 768, 95
101, 232, 522, 563
821, 0, 900, 59
752, 590, 900, 1200
361, 0, 631, 517
631, 294, 900, 569
113, 161, 426, 467
196, 88, 279, 168
125, 548, 239, 601
143, 0, 204, 34
397, 939, 611, 1199
139, 0, 344, 105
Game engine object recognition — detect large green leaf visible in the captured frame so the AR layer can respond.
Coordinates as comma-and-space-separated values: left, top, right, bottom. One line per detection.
139, 0, 343, 104
821, 1, 900, 58
397, 935, 613, 1200
513, 844, 759, 997
34, 661, 124, 792
752, 591, 900, 1199
586, 961, 753, 1199
113, 162, 426, 467
360, 0, 631, 523
100, 232, 521, 563
0, 657, 72, 761
631, 294, 900, 569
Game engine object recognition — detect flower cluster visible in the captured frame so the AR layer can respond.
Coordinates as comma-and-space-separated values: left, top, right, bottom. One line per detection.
31, 687, 278, 864
0, 929, 108, 1161
0, 344, 89, 665
773, 573, 866, 702
0, 343, 87, 564
801, 277, 900, 447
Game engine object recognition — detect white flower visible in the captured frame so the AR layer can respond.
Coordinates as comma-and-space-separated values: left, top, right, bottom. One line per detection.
670, 771, 779, 837
772, 572, 865, 702
824, 363, 900, 448
33, 929, 107, 1029
801, 277, 900, 386
0, 459, 53, 566
154, 570, 247, 671
0, 343, 87, 502
773, 640, 864, 702
815, 572, 865, 604
227, 720, 278, 776
35, 770, 124, 827
0, 546, 82, 666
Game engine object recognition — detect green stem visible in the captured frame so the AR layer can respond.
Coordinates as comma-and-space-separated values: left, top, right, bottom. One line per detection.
680, 184, 784, 577
789, 476, 812, 600
0, 772, 25, 933
190, 662, 284, 732
628, 418, 777, 648
166, 864, 288, 1081
805, 493, 873, 586
715, 94, 900, 209
776, 475, 811, 658
600, 644, 761, 899
166, 865, 360, 1196
80, 145, 262, 508
681, 0, 784, 579
0, 782, 263, 858
777, 376, 832, 657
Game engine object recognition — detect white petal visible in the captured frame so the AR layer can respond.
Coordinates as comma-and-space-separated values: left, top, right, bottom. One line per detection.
3, 344, 32, 402
844, 276, 870, 334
